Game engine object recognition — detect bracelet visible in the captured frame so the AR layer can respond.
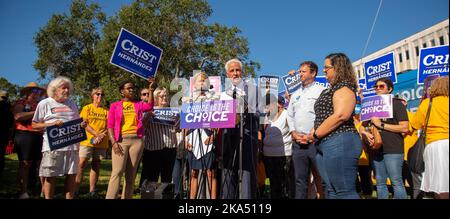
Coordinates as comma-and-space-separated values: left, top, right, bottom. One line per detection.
313, 131, 319, 140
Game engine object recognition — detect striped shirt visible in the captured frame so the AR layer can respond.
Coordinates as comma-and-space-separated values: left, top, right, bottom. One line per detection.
142, 111, 177, 151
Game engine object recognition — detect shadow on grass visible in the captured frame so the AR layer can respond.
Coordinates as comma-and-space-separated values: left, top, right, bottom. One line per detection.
0, 153, 142, 199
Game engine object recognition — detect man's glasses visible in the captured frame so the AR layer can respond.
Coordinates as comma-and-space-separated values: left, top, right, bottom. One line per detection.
141, 93, 149, 96
373, 84, 386, 90
95, 93, 104, 96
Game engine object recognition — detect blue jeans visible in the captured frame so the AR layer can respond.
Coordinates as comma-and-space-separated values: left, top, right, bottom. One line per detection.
292, 142, 325, 199
371, 153, 407, 199
316, 132, 362, 199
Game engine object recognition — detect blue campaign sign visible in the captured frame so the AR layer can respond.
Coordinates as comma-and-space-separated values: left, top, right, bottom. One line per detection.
358, 77, 377, 98
417, 45, 449, 84
151, 108, 180, 126
281, 72, 301, 94
314, 76, 330, 89
362, 89, 377, 98
393, 69, 423, 112
278, 90, 289, 108
46, 118, 87, 151
110, 28, 163, 79
259, 75, 280, 90
364, 52, 397, 89
358, 78, 367, 90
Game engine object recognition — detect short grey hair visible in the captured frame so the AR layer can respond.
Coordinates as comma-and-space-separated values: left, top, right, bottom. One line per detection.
47, 76, 73, 98
225, 58, 243, 72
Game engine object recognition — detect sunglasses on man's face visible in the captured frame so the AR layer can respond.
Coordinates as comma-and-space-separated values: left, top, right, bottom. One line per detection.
141, 93, 149, 96
95, 93, 104, 97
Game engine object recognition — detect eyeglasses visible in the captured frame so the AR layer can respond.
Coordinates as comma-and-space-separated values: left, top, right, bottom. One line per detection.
373, 84, 386, 90
141, 93, 149, 96
323, 65, 334, 71
95, 93, 104, 96
31, 88, 42, 94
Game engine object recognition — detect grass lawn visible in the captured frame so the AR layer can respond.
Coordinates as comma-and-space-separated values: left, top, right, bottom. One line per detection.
1, 153, 420, 199
0, 153, 142, 199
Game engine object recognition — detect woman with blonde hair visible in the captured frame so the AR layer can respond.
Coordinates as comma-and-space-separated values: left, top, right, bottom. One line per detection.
74, 87, 109, 198
186, 71, 217, 199
140, 87, 178, 187
411, 76, 449, 199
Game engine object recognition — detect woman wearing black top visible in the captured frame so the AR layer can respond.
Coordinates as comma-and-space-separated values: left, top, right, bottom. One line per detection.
306, 53, 362, 199
359, 77, 409, 199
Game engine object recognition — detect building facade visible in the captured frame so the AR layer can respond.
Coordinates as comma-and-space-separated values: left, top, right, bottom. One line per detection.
353, 19, 449, 79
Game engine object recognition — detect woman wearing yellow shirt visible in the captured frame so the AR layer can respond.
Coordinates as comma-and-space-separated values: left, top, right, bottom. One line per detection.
411, 76, 449, 199
74, 88, 108, 198
106, 78, 156, 199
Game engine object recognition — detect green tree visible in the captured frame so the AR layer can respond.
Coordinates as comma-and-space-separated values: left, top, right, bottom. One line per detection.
34, 0, 106, 106
34, 0, 260, 106
0, 77, 21, 102
96, 0, 260, 103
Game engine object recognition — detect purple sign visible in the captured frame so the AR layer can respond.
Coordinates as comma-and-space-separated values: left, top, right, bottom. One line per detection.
360, 94, 393, 122
180, 100, 236, 129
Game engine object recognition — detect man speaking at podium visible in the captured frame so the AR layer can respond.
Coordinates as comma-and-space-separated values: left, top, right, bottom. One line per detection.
219, 58, 261, 199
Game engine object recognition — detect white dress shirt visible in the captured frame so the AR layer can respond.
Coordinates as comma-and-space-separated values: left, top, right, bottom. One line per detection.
286, 82, 325, 134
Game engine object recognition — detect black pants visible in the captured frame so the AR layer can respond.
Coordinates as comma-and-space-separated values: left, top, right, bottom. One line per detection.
404, 161, 424, 199
356, 165, 373, 196
140, 148, 177, 186
263, 156, 294, 199
0, 134, 7, 177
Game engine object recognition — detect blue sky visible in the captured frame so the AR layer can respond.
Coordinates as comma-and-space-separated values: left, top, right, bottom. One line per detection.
0, 0, 448, 87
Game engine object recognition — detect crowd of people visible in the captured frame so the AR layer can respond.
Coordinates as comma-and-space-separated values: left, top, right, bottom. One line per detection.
0, 54, 448, 199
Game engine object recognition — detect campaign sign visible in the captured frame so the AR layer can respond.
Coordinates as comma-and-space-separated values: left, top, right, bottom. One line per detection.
358, 77, 377, 98
358, 78, 367, 90
47, 118, 87, 151
110, 28, 163, 79
180, 100, 236, 129
417, 45, 449, 84
281, 72, 301, 94
362, 89, 377, 98
151, 108, 180, 126
314, 76, 330, 88
278, 90, 289, 108
360, 94, 393, 122
423, 74, 440, 99
259, 75, 280, 94
364, 52, 397, 89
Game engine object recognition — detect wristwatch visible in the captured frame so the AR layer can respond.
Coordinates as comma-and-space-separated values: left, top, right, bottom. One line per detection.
380, 122, 385, 130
